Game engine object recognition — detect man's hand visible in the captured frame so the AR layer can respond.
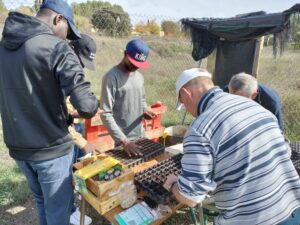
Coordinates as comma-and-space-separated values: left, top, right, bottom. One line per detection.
122, 139, 143, 157
163, 174, 178, 191
143, 111, 156, 120
81, 143, 102, 155
70, 110, 80, 118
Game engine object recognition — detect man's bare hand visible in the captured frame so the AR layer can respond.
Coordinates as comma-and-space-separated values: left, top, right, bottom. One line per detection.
81, 143, 102, 155
70, 110, 80, 118
122, 140, 143, 157
143, 111, 157, 120
163, 174, 178, 191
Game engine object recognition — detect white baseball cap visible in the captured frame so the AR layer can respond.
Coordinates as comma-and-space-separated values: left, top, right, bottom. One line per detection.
176, 68, 212, 110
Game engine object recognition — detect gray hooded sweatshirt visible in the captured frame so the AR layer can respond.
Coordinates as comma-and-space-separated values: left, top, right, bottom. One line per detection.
0, 12, 98, 161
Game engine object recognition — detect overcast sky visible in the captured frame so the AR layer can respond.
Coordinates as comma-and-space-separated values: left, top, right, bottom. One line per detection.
71, 0, 299, 18
3, 0, 299, 19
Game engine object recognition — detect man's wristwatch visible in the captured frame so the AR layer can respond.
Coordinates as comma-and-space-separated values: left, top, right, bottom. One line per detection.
168, 181, 177, 192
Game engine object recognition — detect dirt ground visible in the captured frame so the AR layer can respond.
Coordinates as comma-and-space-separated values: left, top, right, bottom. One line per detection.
0, 196, 37, 225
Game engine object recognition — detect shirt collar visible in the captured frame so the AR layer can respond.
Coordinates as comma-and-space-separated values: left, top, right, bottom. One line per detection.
197, 86, 223, 116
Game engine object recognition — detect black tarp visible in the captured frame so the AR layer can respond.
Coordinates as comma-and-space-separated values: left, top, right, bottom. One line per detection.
180, 4, 300, 87
181, 4, 300, 61
214, 40, 257, 87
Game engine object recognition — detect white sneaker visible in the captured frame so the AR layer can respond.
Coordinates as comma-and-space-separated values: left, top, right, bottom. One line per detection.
70, 208, 92, 225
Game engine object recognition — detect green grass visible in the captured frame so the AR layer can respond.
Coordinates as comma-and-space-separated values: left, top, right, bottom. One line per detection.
0, 161, 29, 207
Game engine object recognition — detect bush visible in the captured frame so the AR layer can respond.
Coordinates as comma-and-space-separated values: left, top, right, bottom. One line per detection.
91, 8, 131, 37
161, 20, 181, 37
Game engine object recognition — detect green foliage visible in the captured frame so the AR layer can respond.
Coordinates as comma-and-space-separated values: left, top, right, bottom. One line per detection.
72, 0, 112, 18
161, 20, 181, 37
91, 8, 131, 37
134, 20, 160, 36
134, 21, 149, 34
0, 162, 29, 206
147, 20, 160, 35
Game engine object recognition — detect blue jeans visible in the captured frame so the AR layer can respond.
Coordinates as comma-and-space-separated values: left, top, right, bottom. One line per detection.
73, 123, 85, 162
71, 123, 86, 214
277, 207, 300, 225
15, 150, 74, 225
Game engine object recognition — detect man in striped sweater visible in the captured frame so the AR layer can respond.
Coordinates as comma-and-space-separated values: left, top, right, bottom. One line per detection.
164, 68, 300, 225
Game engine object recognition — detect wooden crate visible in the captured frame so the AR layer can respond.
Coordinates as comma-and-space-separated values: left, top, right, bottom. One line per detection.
74, 154, 134, 214
83, 189, 121, 215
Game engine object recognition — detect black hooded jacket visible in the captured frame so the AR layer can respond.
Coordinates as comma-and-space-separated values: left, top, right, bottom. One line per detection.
0, 12, 98, 161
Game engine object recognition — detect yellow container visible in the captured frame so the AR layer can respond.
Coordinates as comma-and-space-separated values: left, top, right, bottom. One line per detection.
75, 157, 120, 180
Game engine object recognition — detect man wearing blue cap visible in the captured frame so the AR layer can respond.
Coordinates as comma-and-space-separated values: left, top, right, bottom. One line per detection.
0, 1, 98, 225
100, 39, 154, 156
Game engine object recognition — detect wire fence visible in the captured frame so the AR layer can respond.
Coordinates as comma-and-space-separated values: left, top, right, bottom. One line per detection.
1, 1, 300, 140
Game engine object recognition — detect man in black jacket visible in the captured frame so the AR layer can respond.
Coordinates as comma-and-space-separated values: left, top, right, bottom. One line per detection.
0, 1, 98, 225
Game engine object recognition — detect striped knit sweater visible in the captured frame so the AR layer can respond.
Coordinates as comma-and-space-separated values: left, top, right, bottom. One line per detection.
178, 87, 300, 225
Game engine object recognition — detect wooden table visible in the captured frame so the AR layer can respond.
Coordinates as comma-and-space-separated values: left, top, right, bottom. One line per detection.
79, 152, 184, 225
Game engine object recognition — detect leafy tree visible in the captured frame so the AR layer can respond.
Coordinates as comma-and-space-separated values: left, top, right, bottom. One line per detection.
72, 1, 131, 37
134, 21, 149, 34
134, 20, 160, 36
72, 1, 113, 18
91, 7, 131, 37
161, 20, 180, 37
147, 20, 160, 35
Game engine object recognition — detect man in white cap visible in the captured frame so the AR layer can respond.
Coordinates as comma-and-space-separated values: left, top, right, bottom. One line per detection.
163, 68, 300, 225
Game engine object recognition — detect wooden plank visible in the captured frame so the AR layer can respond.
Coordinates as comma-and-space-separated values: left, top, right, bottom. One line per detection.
252, 36, 264, 78
81, 189, 121, 215
206, 48, 217, 76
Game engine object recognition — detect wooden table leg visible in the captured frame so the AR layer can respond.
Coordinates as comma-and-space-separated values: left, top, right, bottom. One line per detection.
198, 205, 205, 225
80, 195, 86, 225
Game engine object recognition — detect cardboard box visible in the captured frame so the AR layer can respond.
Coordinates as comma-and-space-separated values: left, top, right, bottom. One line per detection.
74, 155, 134, 214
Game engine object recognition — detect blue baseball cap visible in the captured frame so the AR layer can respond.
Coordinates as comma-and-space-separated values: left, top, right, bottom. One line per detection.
40, 0, 81, 40
125, 39, 149, 69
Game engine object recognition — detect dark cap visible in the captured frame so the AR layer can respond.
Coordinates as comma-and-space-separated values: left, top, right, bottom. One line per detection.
40, 0, 81, 40
125, 39, 149, 69
70, 34, 97, 70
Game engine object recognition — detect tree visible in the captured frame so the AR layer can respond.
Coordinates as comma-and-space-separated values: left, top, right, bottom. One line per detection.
134, 20, 160, 36
91, 7, 131, 37
134, 21, 149, 34
147, 20, 160, 35
161, 20, 181, 37
72, 1, 114, 18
